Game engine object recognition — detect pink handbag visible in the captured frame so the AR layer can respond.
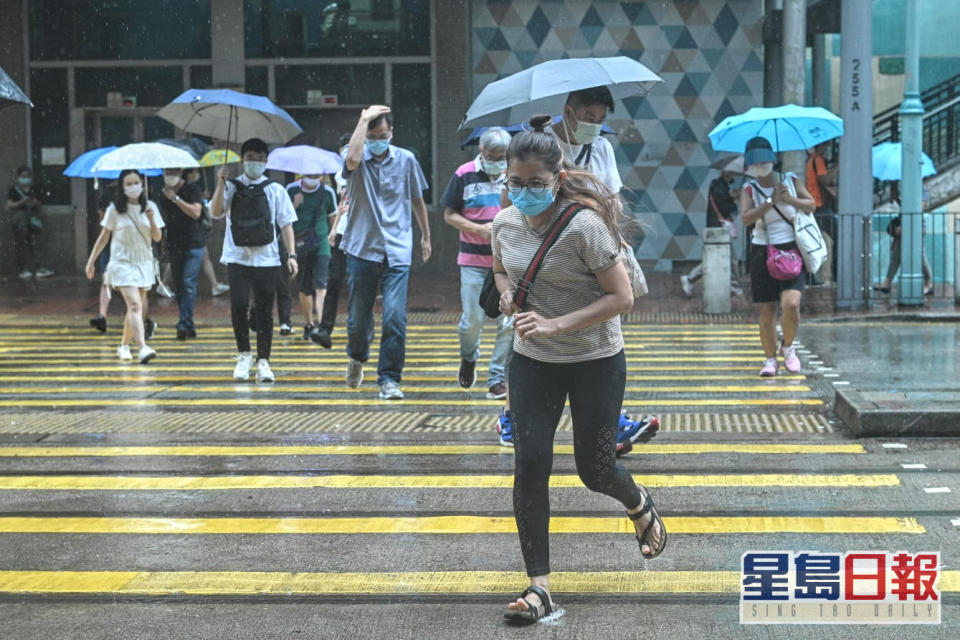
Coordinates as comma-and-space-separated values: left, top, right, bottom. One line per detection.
766, 243, 803, 280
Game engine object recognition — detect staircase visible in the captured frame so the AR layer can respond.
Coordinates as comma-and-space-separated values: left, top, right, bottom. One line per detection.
873, 72, 960, 209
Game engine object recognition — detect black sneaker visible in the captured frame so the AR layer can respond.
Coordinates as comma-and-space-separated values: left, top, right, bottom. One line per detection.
176, 328, 196, 341
458, 358, 477, 388
303, 324, 314, 340
280, 323, 293, 336
309, 326, 332, 349
143, 318, 157, 340
89, 315, 107, 333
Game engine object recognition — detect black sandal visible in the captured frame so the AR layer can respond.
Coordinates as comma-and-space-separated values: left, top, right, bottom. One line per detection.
629, 486, 667, 559
504, 584, 553, 624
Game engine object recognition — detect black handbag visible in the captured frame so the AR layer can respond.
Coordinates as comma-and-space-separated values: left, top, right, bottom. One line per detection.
479, 270, 501, 319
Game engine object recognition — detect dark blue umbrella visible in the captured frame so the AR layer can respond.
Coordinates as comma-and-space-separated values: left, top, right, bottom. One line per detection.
0, 65, 31, 109
461, 115, 614, 148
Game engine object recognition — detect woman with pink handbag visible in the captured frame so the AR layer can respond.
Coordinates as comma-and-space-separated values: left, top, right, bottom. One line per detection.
739, 137, 817, 377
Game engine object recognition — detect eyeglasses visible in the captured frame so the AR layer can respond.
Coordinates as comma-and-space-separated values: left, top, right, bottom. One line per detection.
505, 177, 556, 196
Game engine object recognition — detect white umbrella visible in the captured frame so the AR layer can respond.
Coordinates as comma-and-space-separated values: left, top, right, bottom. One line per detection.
92, 142, 199, 175
460, 56, 662, 129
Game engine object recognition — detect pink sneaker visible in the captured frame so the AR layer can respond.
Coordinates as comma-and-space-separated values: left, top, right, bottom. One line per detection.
760, 358, 779, 377
780, 343, 801, 373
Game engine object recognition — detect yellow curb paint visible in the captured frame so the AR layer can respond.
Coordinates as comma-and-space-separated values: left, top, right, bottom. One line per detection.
0, 398, 825, 408
0, 515, 924, 535
0, 443, 865, 457
0, 473, 899, 491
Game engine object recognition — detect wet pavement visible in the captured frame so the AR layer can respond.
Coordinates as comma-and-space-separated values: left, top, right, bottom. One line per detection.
0, 315, 957, 638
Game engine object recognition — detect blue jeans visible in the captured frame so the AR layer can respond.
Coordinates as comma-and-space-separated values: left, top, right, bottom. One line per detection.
170, 247, 204, 332
346, 254, 410, 385
458, 265, 514, 386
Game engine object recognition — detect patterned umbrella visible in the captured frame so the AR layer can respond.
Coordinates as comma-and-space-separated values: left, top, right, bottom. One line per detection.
0, 65, 31, 109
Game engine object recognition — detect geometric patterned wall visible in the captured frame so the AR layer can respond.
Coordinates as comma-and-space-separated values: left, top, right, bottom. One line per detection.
471, 0, 765, 267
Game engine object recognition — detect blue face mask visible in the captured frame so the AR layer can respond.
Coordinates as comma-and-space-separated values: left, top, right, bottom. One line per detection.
366, 137, 391, 156
508, 187, 555, 217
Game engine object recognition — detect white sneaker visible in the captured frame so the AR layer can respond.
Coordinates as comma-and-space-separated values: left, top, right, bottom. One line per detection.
346, 358, 364, 388
279, 323, 293, 336
35, 267, 54, 278
211, 282, 230, 297
156, 281, 175, 298
117, 345, 132, 361
680, 275, 694, 297
138, 345, 157, 364
233, 352, 253, 381
379, 379, 404, 400
256, 359, 275, 383
18, 270, 32, 280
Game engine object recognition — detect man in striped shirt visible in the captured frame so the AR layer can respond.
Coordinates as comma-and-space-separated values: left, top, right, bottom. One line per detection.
441, 127, 513, 401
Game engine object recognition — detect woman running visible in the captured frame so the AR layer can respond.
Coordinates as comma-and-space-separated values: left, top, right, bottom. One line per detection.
491, 114, 666, 624
85, 169, 163, 364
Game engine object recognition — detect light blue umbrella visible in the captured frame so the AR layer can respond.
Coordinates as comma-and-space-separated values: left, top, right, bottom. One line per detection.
871, 142, 937, 181
156, 88, 303, 146
0, 64, 31, 109
63, 146, 161, 179
709, 104, 844, 153
460, 56, 662, 129
266, 145, 342, 175
461, 115, 614, 147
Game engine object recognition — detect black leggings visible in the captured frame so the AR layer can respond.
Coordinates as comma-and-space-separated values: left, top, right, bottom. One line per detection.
509, 349, 643, 577
228, 264, 279, 360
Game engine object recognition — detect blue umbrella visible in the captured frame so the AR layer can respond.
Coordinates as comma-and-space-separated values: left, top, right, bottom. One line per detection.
63, 147, 162, 179
460, 56, 662, 129
461, 115, 614, 148
709, 104, 844, 153
871, 142, 937, 181
156, 88, 303, 146
0, 65, 31, 109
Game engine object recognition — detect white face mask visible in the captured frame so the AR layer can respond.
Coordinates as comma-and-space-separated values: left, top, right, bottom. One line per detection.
163, 175, 181, 188
124, 183, 143, 199
244, 161, 267, 180
301, 177, 320, 191
572, 120, 602, 145
746, 162, 774, 179
480, 158, 506, 176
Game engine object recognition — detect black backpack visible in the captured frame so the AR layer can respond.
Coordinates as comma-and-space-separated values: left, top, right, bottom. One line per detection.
229, 179, 275, 247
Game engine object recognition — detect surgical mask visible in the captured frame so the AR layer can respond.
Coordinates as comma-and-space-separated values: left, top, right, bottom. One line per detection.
365, 137, 391, 156
481, 159, 506, 176
572, 120, 602, 145
124, 184, 143, 199
243, 161, 267, 180
508, 186, 555, 217
746, 162, 774, 179
163, 175, 181, 188
17, 176, 31, 187
301, 177, 320, 191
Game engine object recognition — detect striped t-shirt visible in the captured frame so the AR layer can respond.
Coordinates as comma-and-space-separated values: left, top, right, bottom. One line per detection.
440, 156, 504, 268
491, 199, 624, 363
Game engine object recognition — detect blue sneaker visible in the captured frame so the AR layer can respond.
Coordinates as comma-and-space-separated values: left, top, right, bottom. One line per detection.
616, 412, 660, 457
496, 408, 514, 447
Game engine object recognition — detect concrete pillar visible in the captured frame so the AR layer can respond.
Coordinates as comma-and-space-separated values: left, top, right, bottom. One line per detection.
763, 1, 784, 107
702, 227, 732, 314
812, 34, 828, 108
211, 0, 245, 89
781, 0, 807, 176
837, 0, 873, 310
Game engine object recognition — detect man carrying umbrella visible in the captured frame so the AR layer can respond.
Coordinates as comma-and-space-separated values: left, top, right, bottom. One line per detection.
210, 137, 299, 383
341, 105, 430, 400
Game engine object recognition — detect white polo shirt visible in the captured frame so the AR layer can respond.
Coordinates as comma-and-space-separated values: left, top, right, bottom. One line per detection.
219, 174, 297, 267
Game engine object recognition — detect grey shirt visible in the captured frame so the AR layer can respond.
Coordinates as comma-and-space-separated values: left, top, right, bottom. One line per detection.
341, 145, 428, 267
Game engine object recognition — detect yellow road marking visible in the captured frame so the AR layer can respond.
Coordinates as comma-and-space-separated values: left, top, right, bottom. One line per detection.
0, 443, 865, 457
0, 355, 773, 364
0, 515, 924, 535
0, 398, 825, 407
0, 374, 808, 383
5, 569, 957, 595
0, 365, 789, 373
0, 384, 813, 394
0, 473, 898, 490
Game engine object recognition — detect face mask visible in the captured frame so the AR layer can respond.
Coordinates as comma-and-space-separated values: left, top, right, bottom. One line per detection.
124, 184, 143, 199
365, 137, 391, 156
301, 178, 320, 191
746, 162, 774, 179
508, 185, 556, 217
481, 159, 506, 176
572, 120, 602, 145
163, 175, 181, 188
17, 176, 31, 187
244, 161, 267, 180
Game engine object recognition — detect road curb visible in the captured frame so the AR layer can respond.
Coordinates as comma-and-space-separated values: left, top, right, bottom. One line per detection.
835, 388, 960, 436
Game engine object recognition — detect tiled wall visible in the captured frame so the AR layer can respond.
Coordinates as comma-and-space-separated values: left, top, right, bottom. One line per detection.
471, 0, 765, 266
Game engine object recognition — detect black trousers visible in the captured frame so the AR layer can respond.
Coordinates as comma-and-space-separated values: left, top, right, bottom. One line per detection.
318, 240, 347, 334
228, 264, 279, 360
275, 261, 292, 325
509, 349, 643, 577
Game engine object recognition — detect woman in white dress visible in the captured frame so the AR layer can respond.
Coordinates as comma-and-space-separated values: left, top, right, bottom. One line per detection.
85, 170, 164, 364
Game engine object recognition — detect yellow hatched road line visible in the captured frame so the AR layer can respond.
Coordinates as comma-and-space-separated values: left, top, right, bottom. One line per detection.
0, 515, 924, 535
0, 473, 898, 490
0, 365, 788, 373
0, 384, 813, 394
0, 374, 808, 383
0, 398, 825, 408
0, 443, 865, 456
0, 357, 792, 365
0, 336, 767, 345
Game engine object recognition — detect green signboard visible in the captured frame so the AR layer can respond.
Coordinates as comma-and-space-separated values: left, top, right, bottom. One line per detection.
879, 57, 905, 75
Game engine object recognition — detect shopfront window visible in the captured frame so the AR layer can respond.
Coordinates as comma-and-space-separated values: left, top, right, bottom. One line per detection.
29, 69, 70, 205
274, 65, 385, 106
244, 0, 430, 58
29, 0, 211, 61
74, 68, 184, 108
391, 63, 432, 200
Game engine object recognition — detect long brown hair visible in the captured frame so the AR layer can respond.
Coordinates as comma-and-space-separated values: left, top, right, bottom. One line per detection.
506, 114, 626, 242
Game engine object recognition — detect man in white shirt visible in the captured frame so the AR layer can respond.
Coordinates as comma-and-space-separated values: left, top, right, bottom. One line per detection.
211, 137, 298, 383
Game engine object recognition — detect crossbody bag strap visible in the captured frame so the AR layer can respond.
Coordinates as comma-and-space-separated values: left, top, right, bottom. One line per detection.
513, 202, 586, 310
749, 179, 793, 244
